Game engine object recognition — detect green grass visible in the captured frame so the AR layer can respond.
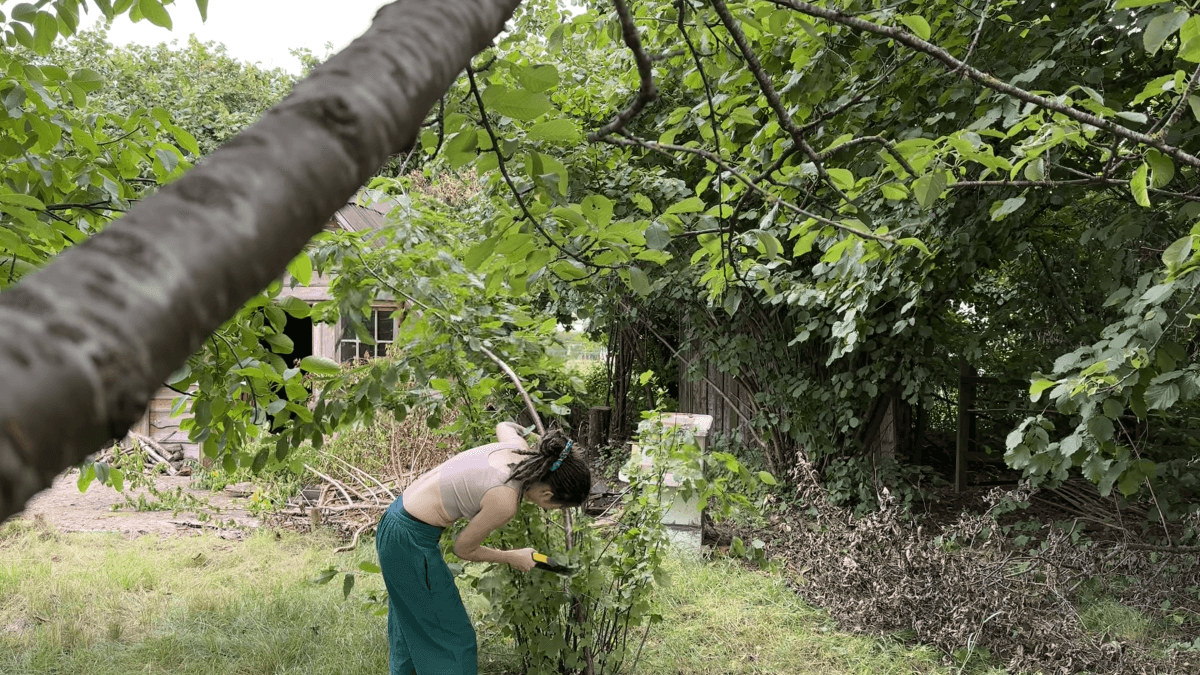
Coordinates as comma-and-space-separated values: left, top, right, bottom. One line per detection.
639, 551, 1006, 675
1078, 598, 1155, 644
0, 520, 1006, 675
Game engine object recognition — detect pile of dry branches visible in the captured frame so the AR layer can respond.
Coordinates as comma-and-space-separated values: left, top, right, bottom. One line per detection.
715, 468, 1200, 674
99, 432, 191, 476
265, 410, 461, 551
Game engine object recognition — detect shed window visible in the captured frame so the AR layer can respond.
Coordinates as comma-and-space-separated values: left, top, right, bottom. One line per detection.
339, 309, 395, 363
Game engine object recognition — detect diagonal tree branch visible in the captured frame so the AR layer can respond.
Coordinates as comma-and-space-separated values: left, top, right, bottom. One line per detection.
768, 0, 1200, 169
708, 0, 861, 206
465, 65, 619, 271
0, 0, 525, 524
589, 0, 658, 141
605, 133, 897, 244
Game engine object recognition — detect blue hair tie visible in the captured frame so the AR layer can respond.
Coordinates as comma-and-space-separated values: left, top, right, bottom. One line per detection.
550, 440, 573, 472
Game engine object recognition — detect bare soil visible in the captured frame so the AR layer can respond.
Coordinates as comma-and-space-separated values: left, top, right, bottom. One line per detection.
12, 471, 261, 539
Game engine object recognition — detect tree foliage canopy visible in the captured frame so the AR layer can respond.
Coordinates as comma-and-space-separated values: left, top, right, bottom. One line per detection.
4, 0, 1200, 521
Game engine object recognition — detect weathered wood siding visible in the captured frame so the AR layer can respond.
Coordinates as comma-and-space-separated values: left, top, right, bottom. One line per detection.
862, 395, 912, 459
677, 355, 755, 441
130, 386, 199, 459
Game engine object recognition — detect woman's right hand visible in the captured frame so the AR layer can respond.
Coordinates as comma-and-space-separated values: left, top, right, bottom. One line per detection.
507, 547, 537, 573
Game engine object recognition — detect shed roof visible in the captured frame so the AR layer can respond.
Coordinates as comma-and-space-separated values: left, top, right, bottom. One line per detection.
328, 190, 396, 233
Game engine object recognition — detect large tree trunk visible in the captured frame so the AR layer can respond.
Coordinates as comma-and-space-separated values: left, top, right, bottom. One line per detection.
0, 0, 523, 524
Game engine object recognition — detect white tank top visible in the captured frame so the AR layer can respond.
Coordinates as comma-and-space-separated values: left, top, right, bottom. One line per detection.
437, 442, 526, 520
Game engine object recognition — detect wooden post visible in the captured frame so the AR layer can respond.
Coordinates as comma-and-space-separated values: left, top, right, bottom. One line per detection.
955, 358, 975, 493
913, 401, 924, 465
588, 406, 611, 460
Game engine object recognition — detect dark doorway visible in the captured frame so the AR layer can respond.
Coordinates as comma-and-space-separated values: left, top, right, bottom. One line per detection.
283, 316, 313, 367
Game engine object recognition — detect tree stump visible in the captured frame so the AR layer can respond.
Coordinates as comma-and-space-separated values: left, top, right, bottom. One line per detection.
588, 406, 611, 460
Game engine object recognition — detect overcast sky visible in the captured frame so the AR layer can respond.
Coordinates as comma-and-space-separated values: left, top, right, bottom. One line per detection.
85, 1, 396, 73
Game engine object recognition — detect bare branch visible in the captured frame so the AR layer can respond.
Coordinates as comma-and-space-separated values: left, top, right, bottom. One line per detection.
951, 0, 992, 76
589, 0, 658, 141
768, 0, 1200, 169
477, 345, 546, 436
708, 0, 860, 206
604, 133, 897, 244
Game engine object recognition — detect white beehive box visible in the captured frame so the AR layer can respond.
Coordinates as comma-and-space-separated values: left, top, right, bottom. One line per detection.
618, 413, 713, 553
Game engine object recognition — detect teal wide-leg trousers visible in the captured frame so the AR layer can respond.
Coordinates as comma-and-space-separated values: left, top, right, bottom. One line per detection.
377, 495, 477, 675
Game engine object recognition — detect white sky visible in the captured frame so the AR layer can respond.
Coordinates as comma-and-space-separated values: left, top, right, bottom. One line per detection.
85, 0, 395, 73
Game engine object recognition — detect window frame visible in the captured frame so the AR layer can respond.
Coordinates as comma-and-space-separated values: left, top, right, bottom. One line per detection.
337, 306, 397, 363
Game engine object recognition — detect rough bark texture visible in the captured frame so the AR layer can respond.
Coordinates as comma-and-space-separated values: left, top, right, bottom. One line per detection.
0, 0, 523, 524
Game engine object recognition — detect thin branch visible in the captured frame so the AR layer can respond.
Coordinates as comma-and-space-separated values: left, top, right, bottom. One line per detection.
466, 66, 620, 271
164, 383, 195, 398
951, 0, 992, 76
709, 0, 860, 206
678, 0, 724, 155
798, 54, 912, 134
588, 0, 658, 141
817, 135, 916, 178
767, 0, 1200, 169
605, 133, 897, 244
323, 451, 394, 502
305, 463, 357, 505
950, 176, 1200, 201
1031, 241, 1084, 327
44, 201, 126, 214
1152, 62, 1200, 140
477, 344, 546, 436
96, 126, 143, 147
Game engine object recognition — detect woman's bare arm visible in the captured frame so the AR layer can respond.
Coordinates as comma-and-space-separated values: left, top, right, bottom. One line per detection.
495, 422, 529, 449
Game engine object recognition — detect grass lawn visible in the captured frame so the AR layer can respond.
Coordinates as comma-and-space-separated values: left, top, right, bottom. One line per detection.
0, 519, 1006, 674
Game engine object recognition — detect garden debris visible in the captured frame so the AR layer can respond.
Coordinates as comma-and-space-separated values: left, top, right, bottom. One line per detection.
98, 432, 190, 476
712, 472, 1200, 675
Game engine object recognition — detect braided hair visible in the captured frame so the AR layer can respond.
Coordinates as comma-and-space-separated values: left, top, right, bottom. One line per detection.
506, 429, 591, 508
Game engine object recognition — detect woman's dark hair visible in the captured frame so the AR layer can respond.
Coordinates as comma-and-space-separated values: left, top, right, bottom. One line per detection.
507, 429, 591, 508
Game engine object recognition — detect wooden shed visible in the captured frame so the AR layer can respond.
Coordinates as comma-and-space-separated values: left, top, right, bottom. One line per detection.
128, 197, 398, 460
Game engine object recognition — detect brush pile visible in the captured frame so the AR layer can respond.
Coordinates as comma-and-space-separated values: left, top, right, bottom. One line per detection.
99, 433, 191, 476
713, 466, 1200, 675
264, 411, 462, 549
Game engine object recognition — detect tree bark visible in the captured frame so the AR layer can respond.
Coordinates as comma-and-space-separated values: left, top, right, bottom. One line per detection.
0, 0, 523, 524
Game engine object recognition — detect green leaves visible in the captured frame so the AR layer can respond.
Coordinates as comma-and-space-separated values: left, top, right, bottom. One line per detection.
1029, 378, 1056, 402
898, 15, 931, 41
514, 64, 559, 93
445, 130, 479, 170
989, 196, 1026, 221
69, 68, 105, 93
138, 0, 173, 29
913, 170, 949, 209
1146, 149, 1174, 189
1146, 380, 1181, 410
627, 266, 650, 295
526, 118, 580, 143
826, 167, 856, 191
299, 355, 340, 376
287, 252, 313, 286
1143, 9, 1189, 56
1130, 163, 1151, 208
481, 85, 555, 121
32, 11, 58, 55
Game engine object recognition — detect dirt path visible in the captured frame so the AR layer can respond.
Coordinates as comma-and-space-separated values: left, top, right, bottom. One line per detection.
14, 471, 261, 539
